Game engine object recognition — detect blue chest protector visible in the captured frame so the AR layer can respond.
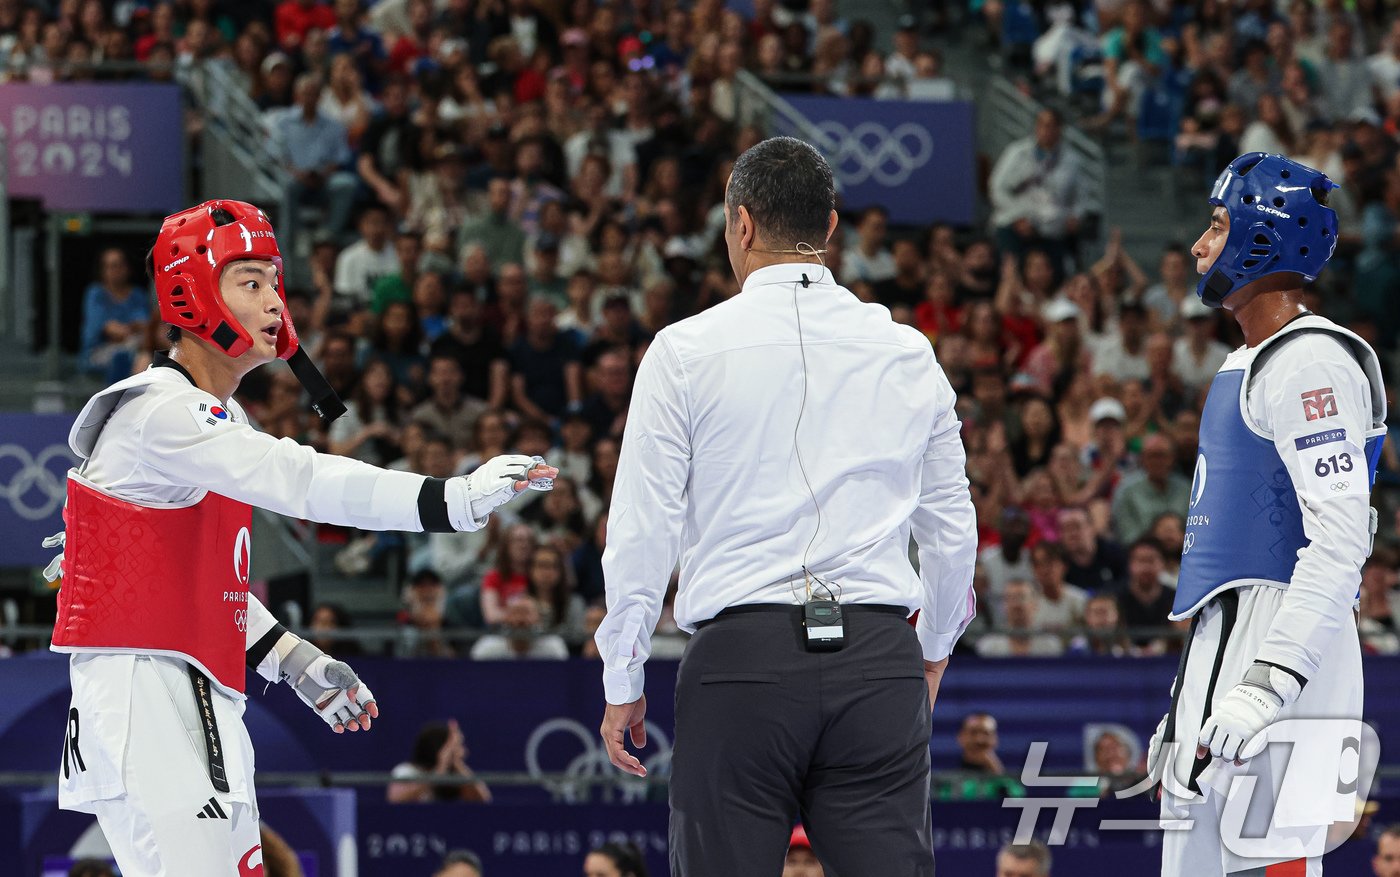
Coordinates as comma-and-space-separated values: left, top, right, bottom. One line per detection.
1173, 325, 1385, 619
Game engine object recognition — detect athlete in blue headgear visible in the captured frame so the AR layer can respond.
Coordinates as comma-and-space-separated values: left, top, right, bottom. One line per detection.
1148, 153, 1388, 876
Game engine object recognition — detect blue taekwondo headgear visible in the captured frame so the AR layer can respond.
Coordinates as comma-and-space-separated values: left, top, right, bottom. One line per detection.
1197, 152, 1338, 308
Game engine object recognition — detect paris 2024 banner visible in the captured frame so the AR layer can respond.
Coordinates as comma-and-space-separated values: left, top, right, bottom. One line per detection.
0, 83, 184, 213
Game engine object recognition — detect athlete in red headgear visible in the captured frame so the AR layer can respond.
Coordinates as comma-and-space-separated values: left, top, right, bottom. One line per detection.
45, 201, 557, 876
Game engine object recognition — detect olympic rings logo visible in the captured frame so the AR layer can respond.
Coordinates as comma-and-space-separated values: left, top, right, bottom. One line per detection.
1331, 482, 1350, 491
0, 443, 77, 521
810, 121, 935, 187
524, 717, 672, 804
1182, 533, 1195, 555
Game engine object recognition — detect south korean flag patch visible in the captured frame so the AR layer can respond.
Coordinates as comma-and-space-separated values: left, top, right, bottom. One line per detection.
187, 399, 232, 433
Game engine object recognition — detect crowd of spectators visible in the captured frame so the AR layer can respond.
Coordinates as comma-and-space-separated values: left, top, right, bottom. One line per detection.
427, 839, 655, 877
994, 0, 1400, 341
20, 7, 1400, 860
38, 0, 1400, 665
937, 709, 1152, 801
978, 0, 1400, 657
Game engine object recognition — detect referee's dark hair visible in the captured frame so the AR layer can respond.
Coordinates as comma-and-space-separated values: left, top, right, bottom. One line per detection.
726, 136, 835, 249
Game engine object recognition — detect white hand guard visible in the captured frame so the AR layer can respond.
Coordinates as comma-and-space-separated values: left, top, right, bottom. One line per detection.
461, 454, 552, 520
281, 638, 376, 732
1147, 712, 1169, 778
1198, 662, 1302, 763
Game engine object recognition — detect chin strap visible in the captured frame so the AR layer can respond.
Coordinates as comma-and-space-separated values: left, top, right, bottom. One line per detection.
1199, 269, 1234, 308
286, 347, 347, 422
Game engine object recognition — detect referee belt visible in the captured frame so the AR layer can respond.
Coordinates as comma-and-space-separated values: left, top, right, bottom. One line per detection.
694, 602, 909, 629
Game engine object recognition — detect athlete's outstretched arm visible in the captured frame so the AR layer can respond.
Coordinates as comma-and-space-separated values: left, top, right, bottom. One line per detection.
138, 393, 554, 533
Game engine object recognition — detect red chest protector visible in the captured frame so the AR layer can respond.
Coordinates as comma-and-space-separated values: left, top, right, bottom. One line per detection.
51, 473, 252, 693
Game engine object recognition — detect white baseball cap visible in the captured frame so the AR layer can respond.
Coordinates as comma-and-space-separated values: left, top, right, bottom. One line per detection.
1179, 296, 1213, 320
1089, 397, 1127, 423
1043, 298, 1081, 323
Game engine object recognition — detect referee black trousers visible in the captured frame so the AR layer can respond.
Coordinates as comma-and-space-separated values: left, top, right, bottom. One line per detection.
669, 604, 935, 877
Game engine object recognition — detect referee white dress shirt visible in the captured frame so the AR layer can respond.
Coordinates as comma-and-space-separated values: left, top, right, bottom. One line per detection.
595, 263, 979, 705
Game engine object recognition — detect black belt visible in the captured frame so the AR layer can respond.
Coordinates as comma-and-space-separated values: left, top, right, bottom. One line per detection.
1160, 589, 1240, 796
695, 603, 909, 629
1188, 589, 1240, 794
188, 666, 230, 793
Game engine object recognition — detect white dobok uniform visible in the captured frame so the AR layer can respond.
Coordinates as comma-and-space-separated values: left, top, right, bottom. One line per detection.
53, 361, 467, 876
1160, 316, 1387, 877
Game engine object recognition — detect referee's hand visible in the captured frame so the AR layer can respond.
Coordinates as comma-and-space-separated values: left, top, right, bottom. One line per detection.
924, 658, 949, 712
601, 695, 649, 777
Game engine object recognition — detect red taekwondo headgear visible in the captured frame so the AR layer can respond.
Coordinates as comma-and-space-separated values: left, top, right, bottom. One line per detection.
153, 200, 346, 421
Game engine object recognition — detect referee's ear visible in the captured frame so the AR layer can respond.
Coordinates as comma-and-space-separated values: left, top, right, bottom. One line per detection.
737, 204, 756, 250
825, 209, 838, 243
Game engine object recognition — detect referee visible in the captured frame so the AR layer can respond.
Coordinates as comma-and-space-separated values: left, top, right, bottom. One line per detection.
594, 136, 978, 876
